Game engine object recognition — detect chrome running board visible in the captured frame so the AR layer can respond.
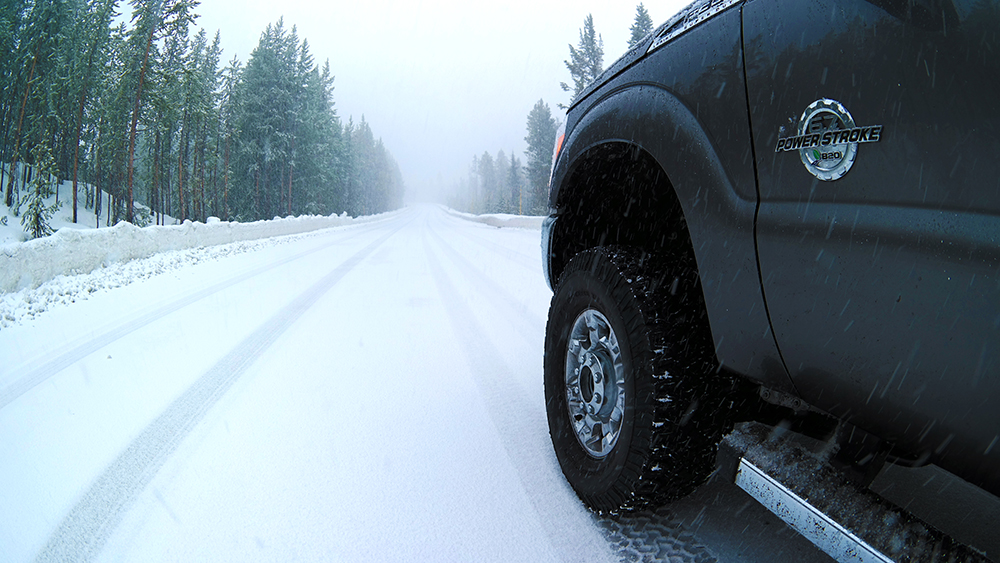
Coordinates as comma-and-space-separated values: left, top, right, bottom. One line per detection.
720, 423, 989, 563
735, 457, 892, 563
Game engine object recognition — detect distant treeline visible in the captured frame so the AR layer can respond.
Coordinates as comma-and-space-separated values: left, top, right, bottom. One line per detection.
0, 0, 403, 234
449, 99, 558, 217
449, 4, 655, 217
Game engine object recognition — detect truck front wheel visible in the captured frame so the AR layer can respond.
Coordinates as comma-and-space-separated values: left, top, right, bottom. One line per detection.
544, 246, 731, 512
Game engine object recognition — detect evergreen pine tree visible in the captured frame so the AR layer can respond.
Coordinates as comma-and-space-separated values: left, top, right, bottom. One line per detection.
524, 99, 557, 215
4, 0, 73, 208
494, 149, 507, 212
91, 22, 131, 228
559, 14, 603, 107
628, 4, 654, 48
477, 150, 496, 214
67, 0, 117, 224
0, 1, 28, 202
20, 143, 60, 239
123, 0, 196, 224
219, 55, 242, 220
508, 153, 523, 215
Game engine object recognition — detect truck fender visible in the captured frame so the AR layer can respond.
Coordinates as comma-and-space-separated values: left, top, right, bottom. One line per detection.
552, 84, 793, 392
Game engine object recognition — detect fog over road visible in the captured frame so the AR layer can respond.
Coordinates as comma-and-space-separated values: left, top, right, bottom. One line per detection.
0, 205, 829, 562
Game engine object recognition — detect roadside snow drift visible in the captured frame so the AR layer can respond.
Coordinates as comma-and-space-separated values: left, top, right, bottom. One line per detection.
443, 207, 546, 230
0, 212, 389, 294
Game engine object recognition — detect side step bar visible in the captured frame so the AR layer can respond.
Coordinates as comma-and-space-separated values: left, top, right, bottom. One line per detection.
719, 423, 990, 563
736, 457, 892, 563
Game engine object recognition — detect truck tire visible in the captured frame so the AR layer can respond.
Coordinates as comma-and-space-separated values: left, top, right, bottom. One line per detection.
544, 246, 732, 512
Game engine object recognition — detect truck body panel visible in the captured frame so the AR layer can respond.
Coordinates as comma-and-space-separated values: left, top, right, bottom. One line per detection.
546, 0, 999, 498
744, 0, 1000, 492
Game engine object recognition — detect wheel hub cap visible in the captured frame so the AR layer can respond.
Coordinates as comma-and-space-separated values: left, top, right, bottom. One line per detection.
565, 309, 626, 458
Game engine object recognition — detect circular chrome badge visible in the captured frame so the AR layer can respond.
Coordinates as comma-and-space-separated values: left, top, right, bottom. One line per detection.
775, 99, 883, 182
797, 99, 857, 181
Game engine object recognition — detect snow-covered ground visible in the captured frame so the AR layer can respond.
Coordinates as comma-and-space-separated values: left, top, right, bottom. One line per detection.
0, 185, 389, 296
442, 207, 546, 230
0, 205, 615, 562
0, 204, 834, 562
0, 167, 142, 246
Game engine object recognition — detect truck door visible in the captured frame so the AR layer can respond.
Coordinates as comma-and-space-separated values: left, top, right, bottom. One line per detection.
743, 0, 1000, 489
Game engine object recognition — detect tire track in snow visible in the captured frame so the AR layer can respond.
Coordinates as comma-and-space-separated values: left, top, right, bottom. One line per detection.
426, 222, 545, 340
0, 219, 390, 411
34, 224, 403, 563
438, 210, 539, 273
423, 237, 620, 563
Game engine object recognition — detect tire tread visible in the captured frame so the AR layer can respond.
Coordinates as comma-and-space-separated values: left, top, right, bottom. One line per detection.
545, 246, 734, 512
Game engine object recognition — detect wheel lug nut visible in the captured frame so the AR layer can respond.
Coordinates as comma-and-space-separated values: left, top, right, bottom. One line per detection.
595, 393, 602, 404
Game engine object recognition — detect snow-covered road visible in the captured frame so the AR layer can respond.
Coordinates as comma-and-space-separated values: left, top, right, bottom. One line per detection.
0, 205, 827, 562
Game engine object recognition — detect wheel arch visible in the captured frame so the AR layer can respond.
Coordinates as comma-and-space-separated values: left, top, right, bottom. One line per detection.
548, 84, 794, 392
549, 141, 690, 287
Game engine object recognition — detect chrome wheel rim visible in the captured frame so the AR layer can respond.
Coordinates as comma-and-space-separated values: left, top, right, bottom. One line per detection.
565, 309, 626, 458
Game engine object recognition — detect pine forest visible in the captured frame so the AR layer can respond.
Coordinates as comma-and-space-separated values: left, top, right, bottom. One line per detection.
0, 0, 404, 234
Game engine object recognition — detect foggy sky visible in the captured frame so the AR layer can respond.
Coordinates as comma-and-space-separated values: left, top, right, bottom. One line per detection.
192, 0, 691, 204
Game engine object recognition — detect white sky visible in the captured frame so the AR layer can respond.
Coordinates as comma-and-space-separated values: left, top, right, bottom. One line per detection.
191, 0, 691, 202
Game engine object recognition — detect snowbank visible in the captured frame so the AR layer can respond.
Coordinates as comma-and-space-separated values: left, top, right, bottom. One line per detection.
442, 206, 545, 230
0, 212, 388, 294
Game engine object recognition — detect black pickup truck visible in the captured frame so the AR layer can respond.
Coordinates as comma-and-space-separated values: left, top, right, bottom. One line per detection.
542, 0, 999, 515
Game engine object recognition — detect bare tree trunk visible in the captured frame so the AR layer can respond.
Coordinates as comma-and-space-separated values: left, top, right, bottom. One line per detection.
212, 133, 220, 218
201, 161, 206, 220
197, 127, 208, 221
177, 132, 184, 221
126, 27, 156, 224
152, 128, 161, 225
287, 137, 294, 216
281, 162, 287, 215
194, 151, 201, 221
72, 90, 87, 223
94, 143, 102, 228
287, 162, 293, 216
5, 53, 37, 207
223, 136, 229, 220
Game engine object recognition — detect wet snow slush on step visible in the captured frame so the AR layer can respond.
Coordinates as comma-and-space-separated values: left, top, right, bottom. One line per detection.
719, 423, 992, 563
